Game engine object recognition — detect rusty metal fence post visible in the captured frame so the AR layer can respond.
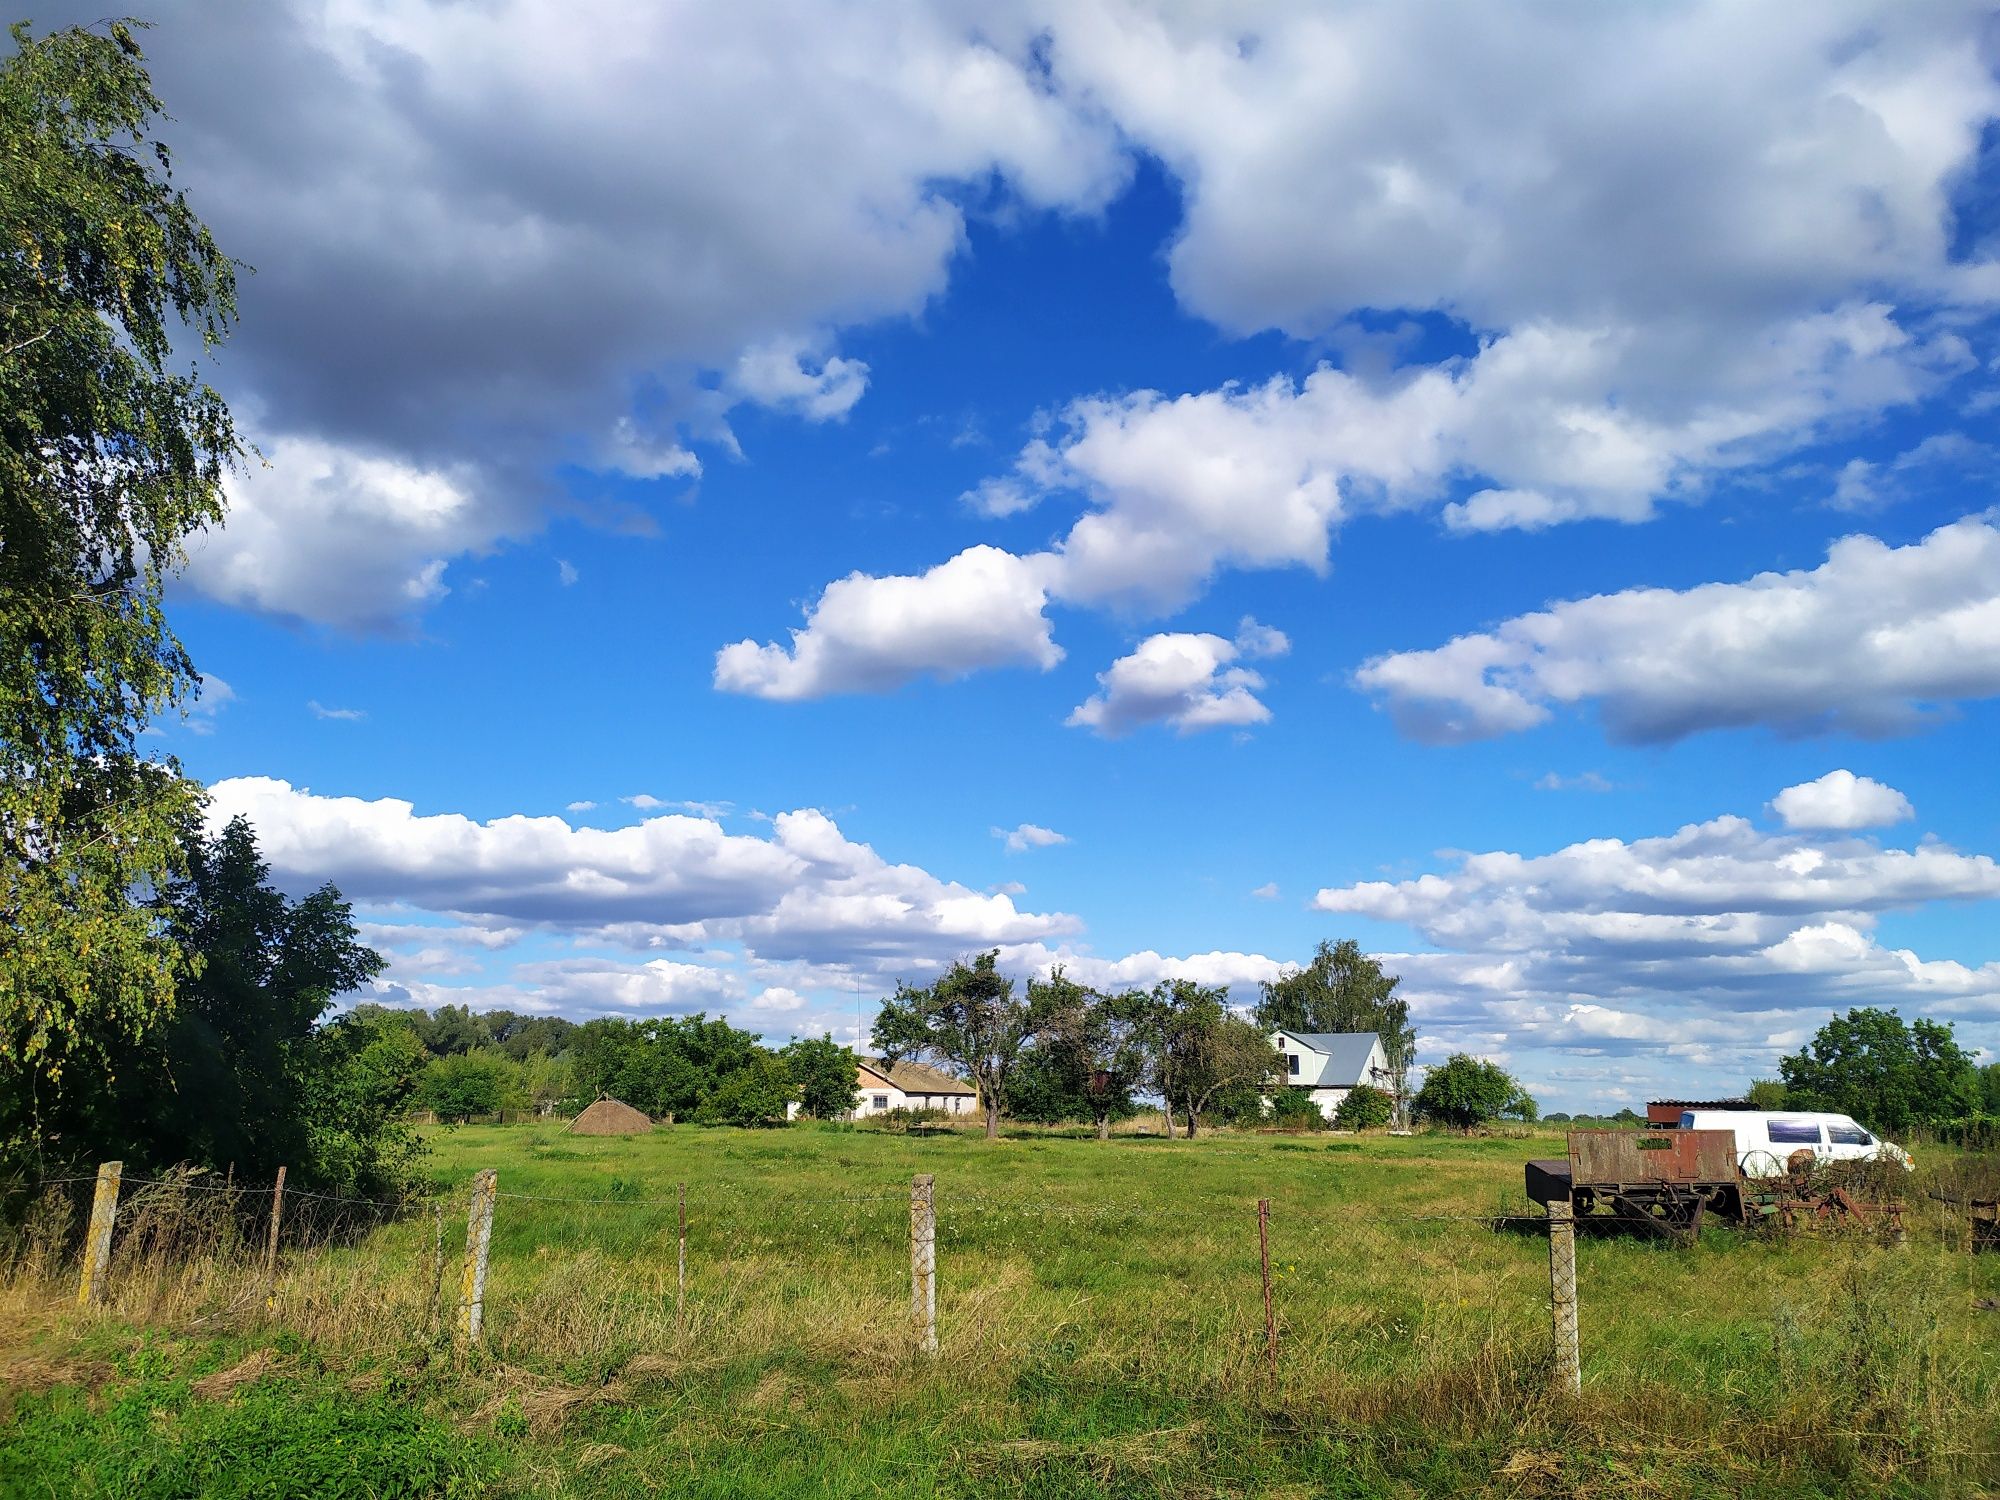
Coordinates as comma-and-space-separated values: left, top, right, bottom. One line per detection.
910, 1173, 937, 1355
457, 1169, 498, 1346
1258, 1198, 1277, 1376
75, 1161, 123, 1306
1547, 1198, 1580, 1393
262, 1165, 287, 1307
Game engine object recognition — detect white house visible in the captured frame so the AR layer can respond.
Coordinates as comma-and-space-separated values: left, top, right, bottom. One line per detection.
1269, 1030, 1392, 1121
850, 1056, 979, 1119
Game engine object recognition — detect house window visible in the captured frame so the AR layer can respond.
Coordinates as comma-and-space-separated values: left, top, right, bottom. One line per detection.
872, 1095, 889, 1110
1287, 1055, 1300, 1077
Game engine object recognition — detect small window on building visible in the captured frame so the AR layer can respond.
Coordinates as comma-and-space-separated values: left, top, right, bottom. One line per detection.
872, 1095, 889, 1110
1827, 1123, 1873, 1146
1768, 1119, 1822, 1145
1287, 1054, 1300, 1076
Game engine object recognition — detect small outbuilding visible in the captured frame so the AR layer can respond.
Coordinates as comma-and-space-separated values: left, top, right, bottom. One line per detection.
567, 1098, 654, 1135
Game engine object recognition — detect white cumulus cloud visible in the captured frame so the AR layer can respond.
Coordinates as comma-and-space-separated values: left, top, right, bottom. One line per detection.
1068, 618, 1289, 737
1356, 515, 2000, 744
994, 823, 1068, 854
1771, 770, 1916, 830
713, 545, 1062, 700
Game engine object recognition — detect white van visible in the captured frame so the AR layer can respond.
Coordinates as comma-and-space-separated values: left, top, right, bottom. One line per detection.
1680, 1109, 1913, 1177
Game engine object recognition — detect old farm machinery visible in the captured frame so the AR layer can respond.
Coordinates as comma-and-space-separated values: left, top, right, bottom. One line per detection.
1525, 1129, 1905, 1242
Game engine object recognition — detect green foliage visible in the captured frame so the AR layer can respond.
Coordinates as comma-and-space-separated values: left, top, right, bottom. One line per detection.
1, 20, 242, 1122
697, 1050, 796, 1127
1747, 1078, 1789, 1110
1020, 972, 1146, 1135
874, 951, 1029, 1138
1254, 940, 1415, 1116
419, 1050, 518, 1123
1, 1344, 493, 1496
783, 1036, 859, 1119
1139, 979, 1282, 1137
1976, 1062, 2000, 1115
1413, 1054, 1527, 1129
1268, 1087, 1329, 1131
568, 1013, 772, 1122
0, 817, 412, 1193
1334, 1083, 1394, 1130
1778, 1007, 1978, 1133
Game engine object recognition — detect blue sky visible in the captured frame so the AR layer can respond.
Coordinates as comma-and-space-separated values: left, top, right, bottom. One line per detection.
95, 2, 2000, 1111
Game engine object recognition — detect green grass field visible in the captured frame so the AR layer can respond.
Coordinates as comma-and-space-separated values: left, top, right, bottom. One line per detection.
5, 1121, 1999, 1497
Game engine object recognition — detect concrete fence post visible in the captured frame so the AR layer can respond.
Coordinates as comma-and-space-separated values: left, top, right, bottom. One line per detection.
75, 1161, 123, 1306
910, 1173, 937, 1356
1547, 1198, 1580, 1394
677, 1180, 688, 1318
457, 1169, 498, 1346
262, 1165, 287, 1306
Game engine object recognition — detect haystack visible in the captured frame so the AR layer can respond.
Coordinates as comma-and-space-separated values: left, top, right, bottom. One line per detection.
567, 1098, 653, 1135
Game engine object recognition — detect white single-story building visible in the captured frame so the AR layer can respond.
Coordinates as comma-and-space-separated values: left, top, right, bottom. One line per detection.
851, 1056, 979, 1119
1269, 1030, 1392, 1121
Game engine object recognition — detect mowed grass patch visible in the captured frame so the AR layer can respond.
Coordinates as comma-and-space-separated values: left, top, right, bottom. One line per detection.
6, 1122, 2000, 1497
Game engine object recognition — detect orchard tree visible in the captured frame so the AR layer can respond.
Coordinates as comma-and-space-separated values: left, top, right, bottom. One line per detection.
1, 20, 243, 1127
420, 1051, 517, 1123
873, 951, 1029, 1140
1144, 979, 1283, 1138
1778, 1008, 1978, 1133
1414, 1054, 1532, 1130
784, 1036, 860, 1120
1025, 971, 1146, 1141
1334, 1083, 1394, 1130
698, 1050, 795, 1127
1255, 941, 1415, 1123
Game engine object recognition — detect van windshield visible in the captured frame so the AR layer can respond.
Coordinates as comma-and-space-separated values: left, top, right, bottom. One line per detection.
1767, 1119, 1822, 1145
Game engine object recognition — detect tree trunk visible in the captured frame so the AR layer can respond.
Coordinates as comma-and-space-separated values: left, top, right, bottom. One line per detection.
1096, 1113, 1110, 1142
1162, 1104, 1175, 1139
985, 1100, 998, 1139
1185, 1106, 1199, 1138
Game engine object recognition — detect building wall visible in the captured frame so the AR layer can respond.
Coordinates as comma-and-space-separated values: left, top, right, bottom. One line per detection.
850, 1071, 976, 1118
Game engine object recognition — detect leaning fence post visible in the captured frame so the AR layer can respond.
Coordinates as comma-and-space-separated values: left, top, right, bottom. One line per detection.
457, 1169, 498, 1346
75, 1161, 123, 1306
677, 1181, 688, 1318
1547, 1197, 1580, 1394
262, 1165, 287, 1306
1258, 1198, 1277, 1376
910, 1173, 937, 1356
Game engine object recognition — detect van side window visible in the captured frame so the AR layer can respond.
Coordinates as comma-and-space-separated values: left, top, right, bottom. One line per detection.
1827, 1123, 1873, 1146
1680, 1111, 1695, 1129
1768, 1119, 1822, 1145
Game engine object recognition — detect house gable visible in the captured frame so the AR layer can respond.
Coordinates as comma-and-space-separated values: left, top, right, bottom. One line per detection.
1271, 1031, 1389, 1091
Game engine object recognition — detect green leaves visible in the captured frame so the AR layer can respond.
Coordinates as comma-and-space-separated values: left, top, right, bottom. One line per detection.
1777, 1007, 1979, 1133
1, 19, 243, 1131
1413, 1054, 1530, 1130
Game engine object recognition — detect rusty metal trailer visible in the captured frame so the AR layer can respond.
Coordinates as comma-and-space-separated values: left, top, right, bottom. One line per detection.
1525, 1129, 1741, 1240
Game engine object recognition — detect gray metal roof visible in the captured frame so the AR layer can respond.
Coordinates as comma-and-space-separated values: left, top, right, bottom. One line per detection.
1274, 1031, 1383, 1088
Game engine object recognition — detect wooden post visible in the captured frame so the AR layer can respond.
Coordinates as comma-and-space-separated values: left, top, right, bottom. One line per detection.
1547, 1198, 1580, 1394
428, 1202, 446, 1330
676, 1181, 688, 1318
75, 1161, 123, 1306
1258, 1198, 1276, 1376
262, 1165, 287, 1305
457, 1169, 498, 1346
910, 1173, 937, 1356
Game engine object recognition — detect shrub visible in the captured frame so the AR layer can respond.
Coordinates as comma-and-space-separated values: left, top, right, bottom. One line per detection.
1335, 1084, 1394, 1130
1267, 1089, 1328, 1131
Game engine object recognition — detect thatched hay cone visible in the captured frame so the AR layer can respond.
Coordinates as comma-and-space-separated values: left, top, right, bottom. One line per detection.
568, 1098, 653, 1135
